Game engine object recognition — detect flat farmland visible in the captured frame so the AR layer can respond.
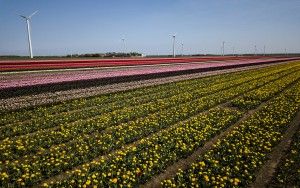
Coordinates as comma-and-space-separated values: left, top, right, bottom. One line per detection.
0, 56, 264, 71
0, 60, 300, 187
1, 57, 297, 96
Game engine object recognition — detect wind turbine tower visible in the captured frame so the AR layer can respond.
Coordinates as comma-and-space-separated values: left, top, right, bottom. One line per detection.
20, 11, 38, 59
121, 38, 126, 53
285, 48, 287, 56
181, 43, 184, 56
222, 41, 225, 56
172, 34, 176, 57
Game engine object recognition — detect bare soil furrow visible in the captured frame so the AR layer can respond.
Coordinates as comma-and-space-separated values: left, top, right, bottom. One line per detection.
249, 110, 300, 188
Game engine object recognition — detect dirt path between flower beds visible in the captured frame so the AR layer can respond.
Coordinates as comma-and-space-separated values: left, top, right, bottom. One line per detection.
0, 61, 294, 112
249, 110, 300, 188
36, 99, 256, 187
142, 78, 300, 188
37, 74, 297, 187
141, 104, 262, 188
35, 99, 243, 187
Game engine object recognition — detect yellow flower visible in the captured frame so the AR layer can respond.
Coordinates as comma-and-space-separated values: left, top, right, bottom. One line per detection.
233, 178, 240, 185
199, 161, 205, 167
204, 175, 209, 182
85, 180, 91, 185
1, 172, 8, 179
111, 178, 118, 184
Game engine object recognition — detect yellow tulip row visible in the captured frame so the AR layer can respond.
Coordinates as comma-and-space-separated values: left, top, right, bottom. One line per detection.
1, 62, 300, 187
1, 61, 298, 127
1, 64, 251, 126
162, 79, 300, 187
46, 107, 242, 187
0, 74, 222, 131
1, 61, 276, 139
5, 64, 299, 187
269, 124, 300, 186
231, 67, 300, 110
1, 62, 291, 162
0, 70, 276, 186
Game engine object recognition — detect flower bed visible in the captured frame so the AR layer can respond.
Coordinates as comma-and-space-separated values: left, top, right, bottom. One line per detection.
0, 61, 300, 187
1, 58, 298, 99
161, 81, 300, 187
269, 123, 300, 187
0, 56, 254, 71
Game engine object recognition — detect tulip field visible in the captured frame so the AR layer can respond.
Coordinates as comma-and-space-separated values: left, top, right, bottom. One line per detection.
1, 57, 298, 99
0, 56, 261, 72
270, 123, 300, 187
0, 60, 300, 187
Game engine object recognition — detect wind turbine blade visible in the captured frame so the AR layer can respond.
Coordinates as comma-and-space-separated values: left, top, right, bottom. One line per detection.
29, 10, 38, 18
19, 15, 27, 19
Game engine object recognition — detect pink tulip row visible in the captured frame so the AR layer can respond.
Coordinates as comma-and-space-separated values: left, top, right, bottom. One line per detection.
0, 56, 249, 71
0, 57, 298, 90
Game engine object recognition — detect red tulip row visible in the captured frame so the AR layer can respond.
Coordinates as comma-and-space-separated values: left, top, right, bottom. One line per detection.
1, 57, 297, 91
0, 56, 252, 71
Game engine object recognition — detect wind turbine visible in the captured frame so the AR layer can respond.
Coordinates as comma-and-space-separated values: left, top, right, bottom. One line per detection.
20, 11, 38, 58
171, 34, 177, 57
285, 48, 287, 56
121, 37, 126, 54
181, 43, 184, 56
222, 41, 225, 56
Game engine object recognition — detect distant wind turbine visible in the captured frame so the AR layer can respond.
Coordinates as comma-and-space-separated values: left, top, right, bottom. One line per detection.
121, 37, 126, 53
222, 41, 225, 56
20, 11, 38, 58
181, 43, 184, 56
171, 34, 177, 57
285, 48, 287, 56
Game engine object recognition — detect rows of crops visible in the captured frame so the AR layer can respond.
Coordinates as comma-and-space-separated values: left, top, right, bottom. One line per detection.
0, 56, 250, 71
2, 57, 292, 91
269, 121, 300, 187
0, 61, 300, 187
162, 78, 300, 187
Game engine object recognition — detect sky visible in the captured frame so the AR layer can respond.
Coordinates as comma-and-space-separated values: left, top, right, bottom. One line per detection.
0, 0, 300, 56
